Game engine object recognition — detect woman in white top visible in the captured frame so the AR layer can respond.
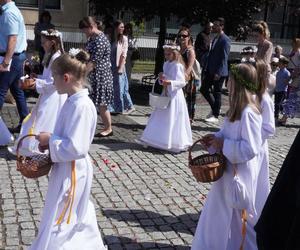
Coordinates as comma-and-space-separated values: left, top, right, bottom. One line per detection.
109, 20, 135, 114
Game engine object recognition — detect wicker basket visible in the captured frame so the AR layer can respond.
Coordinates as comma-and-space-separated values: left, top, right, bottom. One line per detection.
189, 139, 226, 183
16, 134, 52, 178
20, 78, 35, 90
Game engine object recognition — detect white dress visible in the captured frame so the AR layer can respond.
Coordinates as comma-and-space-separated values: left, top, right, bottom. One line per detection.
140, 61, 193, 152
191, 106, 262, 250
256, 93, 275, 215
0, 117, 14, 145
14, 51, 67, 154
29, 89, 106, 250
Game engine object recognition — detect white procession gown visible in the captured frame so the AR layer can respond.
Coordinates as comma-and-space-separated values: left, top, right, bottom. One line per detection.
255, 93, 275, 215
0, 116, 14, 145
140, 61, 193, 152
15, 51, 67, 154
191, 106, 263, 250
29, 89, 106, 250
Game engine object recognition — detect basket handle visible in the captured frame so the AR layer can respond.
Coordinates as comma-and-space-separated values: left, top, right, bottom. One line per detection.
16, 134, 37, 158
189, 138, 224, 162
188, 138, 204, 163
151, 77, 159, 93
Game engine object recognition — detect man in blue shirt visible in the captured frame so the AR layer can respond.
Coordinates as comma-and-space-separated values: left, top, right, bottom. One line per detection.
0, 0, 28, 133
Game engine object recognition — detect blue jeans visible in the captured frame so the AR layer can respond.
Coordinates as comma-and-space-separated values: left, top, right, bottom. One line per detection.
109, 71, 134, 113
0, 52, 29, 124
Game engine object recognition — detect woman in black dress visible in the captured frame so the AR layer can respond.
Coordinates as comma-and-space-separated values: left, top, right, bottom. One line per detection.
79, 16, 114, 137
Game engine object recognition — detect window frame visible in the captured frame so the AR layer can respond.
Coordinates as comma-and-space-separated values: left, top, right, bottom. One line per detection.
15, 0, 62, 10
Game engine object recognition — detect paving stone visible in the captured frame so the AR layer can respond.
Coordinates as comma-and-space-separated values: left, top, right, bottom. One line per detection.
0, 82, 298, 249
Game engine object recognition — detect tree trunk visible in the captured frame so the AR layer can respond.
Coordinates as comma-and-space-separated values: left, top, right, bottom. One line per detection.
38, 0, 46, 16
154, 11, 167, 76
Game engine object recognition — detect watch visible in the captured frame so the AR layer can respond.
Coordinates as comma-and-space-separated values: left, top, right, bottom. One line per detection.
2, 61, 9, 68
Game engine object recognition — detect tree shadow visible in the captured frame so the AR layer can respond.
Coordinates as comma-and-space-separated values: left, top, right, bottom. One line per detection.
103, 209, 200, 235
104, 235, 191, 250
191, 125, 219, 133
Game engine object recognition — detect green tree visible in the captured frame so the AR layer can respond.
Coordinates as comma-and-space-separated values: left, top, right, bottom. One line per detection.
90, 0, 283, 75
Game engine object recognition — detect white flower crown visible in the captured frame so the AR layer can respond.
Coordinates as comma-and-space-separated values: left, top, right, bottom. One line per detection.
41, 30, 62, 38
162, 44, 180, 51
69, 48, 81, 57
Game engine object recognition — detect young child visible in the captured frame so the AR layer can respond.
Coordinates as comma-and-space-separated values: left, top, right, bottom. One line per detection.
191, 63, 262, 250
9, 29, 67, 155
139, 44, 193, 153
30, 50, 106, 249
255, 59, 275, 215
241, 46, 256, 63
274, 57, 290, 121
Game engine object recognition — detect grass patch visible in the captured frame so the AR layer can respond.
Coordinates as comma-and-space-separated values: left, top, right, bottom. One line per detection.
132, 60, 155, 74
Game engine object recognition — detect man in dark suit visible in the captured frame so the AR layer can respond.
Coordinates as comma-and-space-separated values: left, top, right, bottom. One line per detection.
200, 17, 231, 123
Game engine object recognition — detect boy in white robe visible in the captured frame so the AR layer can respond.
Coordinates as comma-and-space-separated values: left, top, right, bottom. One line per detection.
9, 29, 67, 155
192, 63, 263, 250
30, 50, 106, 250
140, 44, 193, 152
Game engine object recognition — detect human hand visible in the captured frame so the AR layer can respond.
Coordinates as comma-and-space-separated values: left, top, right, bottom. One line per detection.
162, 80, 171, 87
36, 132, 51, 151
158, 72, 165, 81
214, 74, 221, 81
207, 136, 224, 150
0, 64, 9, 72
200, 134, 215, 149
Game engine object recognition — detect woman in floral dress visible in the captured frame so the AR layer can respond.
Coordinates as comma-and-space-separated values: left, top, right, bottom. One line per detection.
79, 16, 114, 137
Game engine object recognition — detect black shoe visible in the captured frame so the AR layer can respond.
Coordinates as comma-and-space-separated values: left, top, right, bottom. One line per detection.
95, 131, 113, 138
9, 125, 21, 134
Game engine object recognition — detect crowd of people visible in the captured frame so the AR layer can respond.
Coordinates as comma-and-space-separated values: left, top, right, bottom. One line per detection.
0, 0, 300, 249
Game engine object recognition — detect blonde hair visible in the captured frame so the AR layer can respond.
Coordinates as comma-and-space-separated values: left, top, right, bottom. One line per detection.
255, 59, 269, 103
164, 43, 186, 68
292, 38, 300, 50
41, 29, 64, 68
51, 50, 90, 82
253, 21, 270, 40
227, 63, 260, 122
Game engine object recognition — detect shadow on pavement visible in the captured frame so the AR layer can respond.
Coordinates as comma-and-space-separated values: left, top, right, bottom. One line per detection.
103, 209, 200, 235
104, 235, 191, 250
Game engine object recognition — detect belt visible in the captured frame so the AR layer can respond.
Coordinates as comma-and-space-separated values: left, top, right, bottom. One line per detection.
0, 51, 25, 57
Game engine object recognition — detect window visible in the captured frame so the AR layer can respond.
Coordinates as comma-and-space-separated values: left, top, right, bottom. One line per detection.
15, 0, 61, 10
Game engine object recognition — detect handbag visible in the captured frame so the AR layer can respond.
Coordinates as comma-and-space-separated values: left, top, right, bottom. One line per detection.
227, 164, 249, 250
227, 164, 250, 210
187, 48, 202, 80
149, 79, 171, 109
192, 59, 202, 81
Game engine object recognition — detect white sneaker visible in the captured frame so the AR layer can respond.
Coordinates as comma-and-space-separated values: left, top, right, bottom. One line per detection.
7, 146, 17, 156
205, 116, 219, 123
206, 111, 213, 119
122, 107, 136, 115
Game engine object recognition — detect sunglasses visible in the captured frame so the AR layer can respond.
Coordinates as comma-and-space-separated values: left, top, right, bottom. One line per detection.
178, 34, 189, 38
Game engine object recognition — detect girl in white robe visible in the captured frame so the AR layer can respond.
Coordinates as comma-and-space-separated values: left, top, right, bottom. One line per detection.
30, 50, 106, 250
191, 63, 262, 250
140, 44, 192, 152
10, 29, 67, 155
255, 60, 275, 215
0, 117, 14, 145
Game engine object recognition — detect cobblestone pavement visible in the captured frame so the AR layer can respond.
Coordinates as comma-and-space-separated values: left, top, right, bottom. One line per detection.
0, 83, 299, 250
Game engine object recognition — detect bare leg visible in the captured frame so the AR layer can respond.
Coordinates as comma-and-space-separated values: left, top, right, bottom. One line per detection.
99, 105, 112, 135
